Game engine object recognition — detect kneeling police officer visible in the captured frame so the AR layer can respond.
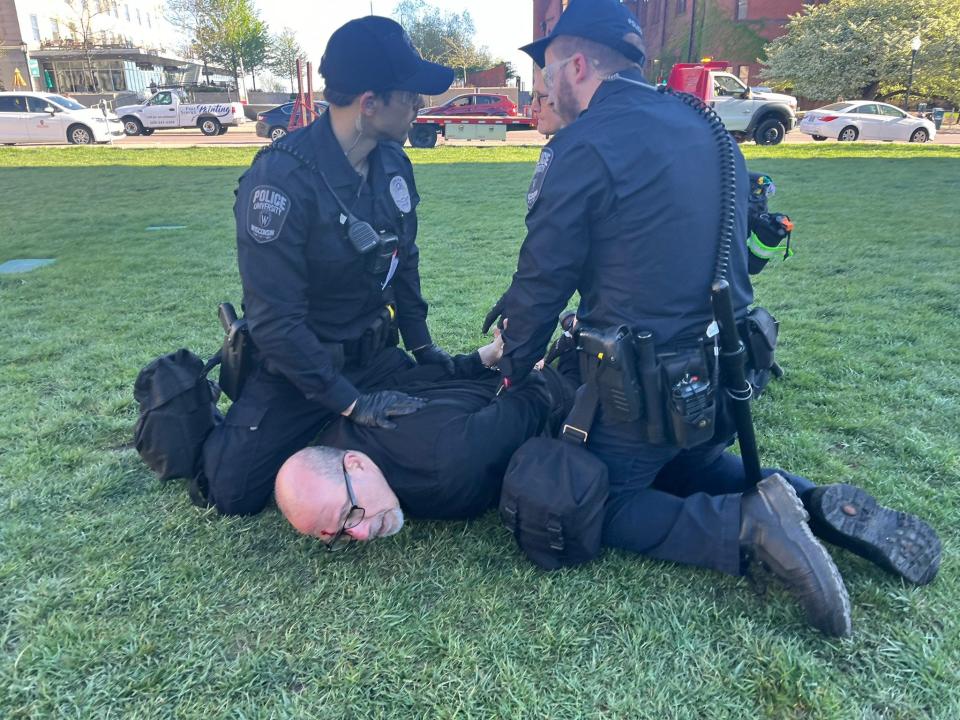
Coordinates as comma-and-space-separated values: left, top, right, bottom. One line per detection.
488, 0, 861, 636
203, 17, 456, 517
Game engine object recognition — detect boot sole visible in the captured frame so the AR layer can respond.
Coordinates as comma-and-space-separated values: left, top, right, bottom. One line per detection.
810, 484, 940, 586
759, 474, 853, 637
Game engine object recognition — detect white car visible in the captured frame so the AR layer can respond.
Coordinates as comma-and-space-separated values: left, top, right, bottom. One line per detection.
799, 101, 936, 143
0, 91, 124, 145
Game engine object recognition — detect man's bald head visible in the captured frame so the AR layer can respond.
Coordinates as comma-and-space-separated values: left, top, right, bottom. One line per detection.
275, 446, 347, 537
276, 446, 404, 544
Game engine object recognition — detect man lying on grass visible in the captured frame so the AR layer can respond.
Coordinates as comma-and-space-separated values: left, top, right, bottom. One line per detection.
275, 333, 941, 636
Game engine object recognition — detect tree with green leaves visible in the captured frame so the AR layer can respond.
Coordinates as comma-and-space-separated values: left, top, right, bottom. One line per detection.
761, 0, 960, 104
393, 0, 493, 82
167, 0, 269, 90
268, 28, 307, 93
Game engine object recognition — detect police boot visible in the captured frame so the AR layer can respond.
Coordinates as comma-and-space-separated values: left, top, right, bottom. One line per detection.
740, 474, 852, 637
806, 484, 941, 586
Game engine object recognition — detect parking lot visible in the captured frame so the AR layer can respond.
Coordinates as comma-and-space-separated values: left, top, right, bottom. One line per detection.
107, 121, 960, 148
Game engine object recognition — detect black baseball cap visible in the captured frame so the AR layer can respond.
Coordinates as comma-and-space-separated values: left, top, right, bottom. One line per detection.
320, 16, 455, 96
520, 0, 646, 69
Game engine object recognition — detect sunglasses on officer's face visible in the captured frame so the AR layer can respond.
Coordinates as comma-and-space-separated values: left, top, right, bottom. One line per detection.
532, 91, 550, 105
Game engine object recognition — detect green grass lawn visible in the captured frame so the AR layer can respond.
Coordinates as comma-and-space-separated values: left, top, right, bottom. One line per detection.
1, 144, 959, 719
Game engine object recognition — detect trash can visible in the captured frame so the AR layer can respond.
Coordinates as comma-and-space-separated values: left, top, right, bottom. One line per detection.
932, 108, 945, 130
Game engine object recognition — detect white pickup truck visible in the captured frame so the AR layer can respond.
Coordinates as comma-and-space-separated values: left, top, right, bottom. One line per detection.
115, 89, 246, 136
668, 63, 798, 145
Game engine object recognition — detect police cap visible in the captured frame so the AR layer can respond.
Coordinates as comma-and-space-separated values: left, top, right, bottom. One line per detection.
520, 0, 646, 68
321, 16, 455, 96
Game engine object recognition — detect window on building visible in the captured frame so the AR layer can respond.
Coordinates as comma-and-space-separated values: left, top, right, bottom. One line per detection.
639, 1, 647, 26
125, 4, 131, 21
651, 0, 660, 23
30, 14, 41, 41
737, 0, 748, 20
136, 8, 142, 24
113, 2, 119, 18
50, 18, 60, 40
677, 0, 686, 14
146, 13, 151, 28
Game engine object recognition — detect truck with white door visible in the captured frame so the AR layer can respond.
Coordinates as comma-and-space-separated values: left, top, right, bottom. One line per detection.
667, 62, 798, 145
115, 89, 246, 137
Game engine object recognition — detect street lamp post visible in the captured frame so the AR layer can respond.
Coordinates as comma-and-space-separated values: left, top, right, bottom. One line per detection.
19, 42, 36, 91
904, 35, 921, 111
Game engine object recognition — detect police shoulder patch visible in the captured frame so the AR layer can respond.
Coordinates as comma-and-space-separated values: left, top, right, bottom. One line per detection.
247, 184, 291, 244
527, 147, 554, 211
389, 175, 412, 213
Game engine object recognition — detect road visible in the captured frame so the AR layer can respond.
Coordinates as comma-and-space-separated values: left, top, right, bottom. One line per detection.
44, 122, 960, 148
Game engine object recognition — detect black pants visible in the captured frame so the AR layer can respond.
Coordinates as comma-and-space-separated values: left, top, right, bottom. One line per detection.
591, 410, 816, 577
203, 347, 415, 515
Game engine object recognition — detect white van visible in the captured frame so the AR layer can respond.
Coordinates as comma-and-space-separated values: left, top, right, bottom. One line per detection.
0, 91, 124, 145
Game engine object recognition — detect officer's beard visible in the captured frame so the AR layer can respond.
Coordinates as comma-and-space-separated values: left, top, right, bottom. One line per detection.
551, 74, 582, 126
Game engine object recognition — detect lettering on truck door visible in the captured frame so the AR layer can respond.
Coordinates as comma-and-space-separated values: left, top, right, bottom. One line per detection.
144, 91, 178, 127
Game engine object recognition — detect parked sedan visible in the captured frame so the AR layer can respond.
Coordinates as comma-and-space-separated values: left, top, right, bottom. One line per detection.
799, 101, 936, 143
418, 93, 517, 117
255, 101, 328, 141
0, 91, 124, 145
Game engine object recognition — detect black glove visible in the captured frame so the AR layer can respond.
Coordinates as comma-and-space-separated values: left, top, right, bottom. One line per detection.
481, 294, 507, 334
412, 344, 455, 375
347, 391, 427, 430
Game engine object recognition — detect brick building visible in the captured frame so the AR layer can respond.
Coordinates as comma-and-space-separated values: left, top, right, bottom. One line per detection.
531, 0, 824, 86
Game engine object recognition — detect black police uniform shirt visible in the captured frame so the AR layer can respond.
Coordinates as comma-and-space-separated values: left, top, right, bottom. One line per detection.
233, 111, 432, 412
499, 69, 754, 381
316, 354, 553, 520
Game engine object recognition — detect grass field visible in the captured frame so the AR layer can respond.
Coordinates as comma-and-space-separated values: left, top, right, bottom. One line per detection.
1, 144, 959, 719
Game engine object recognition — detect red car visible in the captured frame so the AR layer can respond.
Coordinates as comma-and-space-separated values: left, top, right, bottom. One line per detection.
418, 93, 517, 117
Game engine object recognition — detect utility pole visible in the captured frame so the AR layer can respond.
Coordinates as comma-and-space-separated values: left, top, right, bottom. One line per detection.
686, 0, 698, 63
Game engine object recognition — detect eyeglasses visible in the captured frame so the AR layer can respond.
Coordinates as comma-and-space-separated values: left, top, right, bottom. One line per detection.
392, 90, 424, 110
532, 91, 549, 105
542, 55, 576, 91
325, 455, 365, 552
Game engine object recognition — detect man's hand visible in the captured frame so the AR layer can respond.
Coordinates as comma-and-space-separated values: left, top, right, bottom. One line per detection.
346, 391, 428, 429
481, 294, 507, 334
412, 344, 455, 375
478, 330, 505, 367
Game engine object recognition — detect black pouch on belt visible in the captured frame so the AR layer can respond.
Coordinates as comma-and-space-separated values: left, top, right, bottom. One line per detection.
659, 341, 717, 449
739, 306, 779, 394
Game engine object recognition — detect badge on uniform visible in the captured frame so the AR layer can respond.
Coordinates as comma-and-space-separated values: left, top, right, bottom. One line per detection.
390, 176, 412, 213
247, 185, 291, 244
527, 148, 554, 210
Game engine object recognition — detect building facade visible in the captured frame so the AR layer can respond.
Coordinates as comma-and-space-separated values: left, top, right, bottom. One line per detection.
1, 0, 228, 96
531, 0, 823, 86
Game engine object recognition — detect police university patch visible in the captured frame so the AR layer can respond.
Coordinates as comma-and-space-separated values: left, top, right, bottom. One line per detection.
390, 176, 412, 213
248, 185, 291, 244
527, 147, 554, 210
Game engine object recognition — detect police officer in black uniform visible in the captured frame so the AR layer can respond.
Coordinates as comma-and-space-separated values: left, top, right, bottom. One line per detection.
203, 16, 456, 517
487, 0, 855, 636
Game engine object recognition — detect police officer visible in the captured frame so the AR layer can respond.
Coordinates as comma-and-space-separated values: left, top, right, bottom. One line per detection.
487, 0, 857, 636
203, 16, 456, 517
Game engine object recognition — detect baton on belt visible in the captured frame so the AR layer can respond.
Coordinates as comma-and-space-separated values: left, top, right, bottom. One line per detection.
711, 280, 762, 486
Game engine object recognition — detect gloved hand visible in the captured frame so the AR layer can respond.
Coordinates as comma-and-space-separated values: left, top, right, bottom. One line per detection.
481, 294, 507, 334
412, 344, 455, 375
347, 391, 428, 429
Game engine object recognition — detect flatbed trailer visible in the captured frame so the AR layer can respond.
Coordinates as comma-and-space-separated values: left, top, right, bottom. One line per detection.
408, 115, 538, 148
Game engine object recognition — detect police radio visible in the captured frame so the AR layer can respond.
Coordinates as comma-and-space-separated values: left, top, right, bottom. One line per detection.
316, 167, 399, 277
